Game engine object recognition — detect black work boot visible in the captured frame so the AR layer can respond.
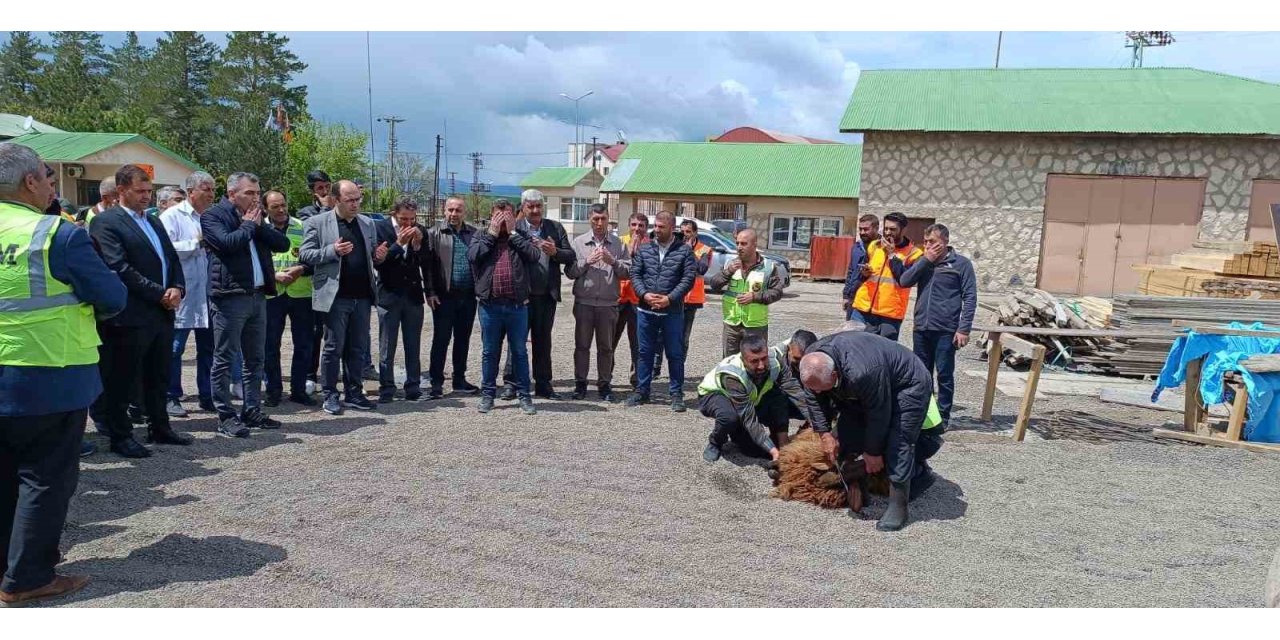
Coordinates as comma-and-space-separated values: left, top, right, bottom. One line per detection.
876, 481, 911, 532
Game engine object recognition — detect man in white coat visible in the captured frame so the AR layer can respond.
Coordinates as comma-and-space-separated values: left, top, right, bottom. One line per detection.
160, 171, 216, 416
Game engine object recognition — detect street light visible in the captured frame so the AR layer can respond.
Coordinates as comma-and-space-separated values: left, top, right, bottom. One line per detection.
561, 90, 594, 167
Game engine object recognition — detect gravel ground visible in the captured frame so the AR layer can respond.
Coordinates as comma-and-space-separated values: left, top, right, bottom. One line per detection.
52, 280, 1280, 607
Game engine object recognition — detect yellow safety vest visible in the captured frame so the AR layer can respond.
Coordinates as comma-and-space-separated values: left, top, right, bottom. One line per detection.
697, 352, 782, 403
270, 218, 312, 299
0, 202, 101, 367
721, 257, 775, 329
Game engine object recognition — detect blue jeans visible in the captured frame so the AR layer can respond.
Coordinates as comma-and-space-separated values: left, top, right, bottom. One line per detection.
170, 329, 241, 403
636, 308, 685, 398
479, 301, 530, 400
266, 295, 315, 398
913, 329, 957, 425
211, 294, 267, 420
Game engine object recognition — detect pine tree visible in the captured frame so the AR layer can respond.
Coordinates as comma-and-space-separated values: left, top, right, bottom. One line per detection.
0, 32, 47, 113
150, 31, 221, 159
213, 31, 308, 123
106, 31, 153, 109
38, 31, 111, 130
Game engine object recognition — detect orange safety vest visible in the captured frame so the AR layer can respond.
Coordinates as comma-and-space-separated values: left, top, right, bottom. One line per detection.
684, 241, 713, 306
852, 239, 923, 321
617, 233, 642, 305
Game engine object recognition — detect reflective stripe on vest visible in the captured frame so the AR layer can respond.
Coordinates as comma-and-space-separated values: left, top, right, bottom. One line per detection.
684, 242, 712, 306
0, 204, 100, 366
696, 352, 782, 404
721, 257, 773, 328
270, 218, 312, 299
852, 240, 921, 321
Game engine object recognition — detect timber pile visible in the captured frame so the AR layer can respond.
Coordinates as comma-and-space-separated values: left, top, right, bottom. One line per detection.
1135, 240, 1280, 299
983, 288, 1107, 367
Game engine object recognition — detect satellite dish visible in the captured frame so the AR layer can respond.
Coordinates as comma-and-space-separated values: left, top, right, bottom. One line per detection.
22, 116, 33, 131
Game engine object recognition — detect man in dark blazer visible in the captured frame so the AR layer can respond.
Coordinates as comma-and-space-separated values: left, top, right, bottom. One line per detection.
90, 164, 191, 458
201, 172, 291, 437
499, 189, 574, 400
374, 197, 429, 403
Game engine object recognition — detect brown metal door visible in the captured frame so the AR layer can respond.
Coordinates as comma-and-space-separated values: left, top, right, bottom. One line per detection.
1247, 179, 1280, 243
1111, 178, 1157, 296
1146, 178, 1207, 261
1079, 178, 1124, 296
1039, 175, 1092, 294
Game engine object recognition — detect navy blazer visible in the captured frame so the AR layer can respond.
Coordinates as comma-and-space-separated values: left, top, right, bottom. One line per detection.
201, 200, 291, 297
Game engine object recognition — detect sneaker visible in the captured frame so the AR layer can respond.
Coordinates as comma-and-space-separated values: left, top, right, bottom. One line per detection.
244, 412, 281, 430
599, 389, 616, 403
499, 386, 517, 401
405, 390, 423, 402
305, 380, 318, 395
428, 386, 444, 400
519, 397, 537, 415
671, 397, 687, 413
217, 417, 250, 438
322, 394, 343, 415
166, 399, 188, 418
624, 393, 650, 408
344, 396, 376, 411
263, 395, 281, 408
478, 396, 494, 414
703, 442, 722, 463
289, 393, 317, 407
453, 380, 480, 394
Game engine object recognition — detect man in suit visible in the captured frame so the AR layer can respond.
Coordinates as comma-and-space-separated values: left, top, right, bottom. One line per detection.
374, 197, 429, 403
499, 189, 573, 401
202, 172, 291, 438
89, 164, 192, 458
299, 180, 388, 416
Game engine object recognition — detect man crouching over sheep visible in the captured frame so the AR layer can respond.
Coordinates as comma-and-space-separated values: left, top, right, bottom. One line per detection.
697, 334, 810, 464
798, 331, 943, 532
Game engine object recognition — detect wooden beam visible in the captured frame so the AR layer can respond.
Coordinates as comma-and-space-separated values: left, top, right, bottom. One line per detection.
1242, 354, 1280, 374
1226, 382, 1248, 442
1152, 428, 1280, 454
982, 332, 1001, 421
1013, 344, 1046, 442
1170, 320, 1280, 339
970, 325, 1179, 339
1184, 357, 1204, 434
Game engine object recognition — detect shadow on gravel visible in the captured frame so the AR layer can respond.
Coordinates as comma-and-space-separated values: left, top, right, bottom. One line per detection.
947, 414, 1017, 434
279, 416, 386, 436
50, 533, 287, 606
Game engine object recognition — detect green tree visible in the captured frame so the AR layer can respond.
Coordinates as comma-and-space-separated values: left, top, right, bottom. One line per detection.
150, 31, 221, 159
37, 31, 110, 130
281, 119, 368, 209
101, 31, 172, 147
206, 111, 286, 192
0, 32, 47, 113
213, 31, 307, 123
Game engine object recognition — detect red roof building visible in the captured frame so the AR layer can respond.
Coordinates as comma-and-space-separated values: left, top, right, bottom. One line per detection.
710, 126, 839, 145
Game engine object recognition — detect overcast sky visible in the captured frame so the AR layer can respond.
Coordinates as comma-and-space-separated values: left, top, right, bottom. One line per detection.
33, 31, 1280, 185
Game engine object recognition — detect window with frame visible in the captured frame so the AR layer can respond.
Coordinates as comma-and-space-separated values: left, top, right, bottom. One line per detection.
558, 197, 594, 222
769, 215, 844, 250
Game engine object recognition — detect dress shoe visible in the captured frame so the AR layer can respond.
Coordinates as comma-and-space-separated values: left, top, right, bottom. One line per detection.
322, 394, 343, 415
428, 386, 444, 400
147, 428, 193, 446
80, 441, 97, 458
570, 384, 589, 401
289, 393, 317, 406
453, 380, 480, 394
344, 395, 376, 411
535, 386, 562, 401
110, 437, 152, 459
703, 442, 722, 463
166, 399, 188, 418
198, 399, 216, 412
499, 386, 517, 401
0, 574, 89, 607
263, 394, 281, 408
379, 391, 396, 404
216, 417, 251, 438
519, 397, 537, 415
671, 396, 687, 413
128, 405, 145, 424
243, 411, 281, 430
478, 396, 494, 413
599, 388, 616, 403
405, 390, 423, 402
876, 481, 911, 532
624, 393, 649, 407
362, 366, 378, 381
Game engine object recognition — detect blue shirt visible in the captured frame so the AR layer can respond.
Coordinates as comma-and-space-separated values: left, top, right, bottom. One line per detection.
248, 231, 265, 288
0, 213, 128, 417
125, 206, 169, 288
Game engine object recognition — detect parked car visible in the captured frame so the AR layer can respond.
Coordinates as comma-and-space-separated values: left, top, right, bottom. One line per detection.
644, 215, 791, 288
709, 218, 749, 235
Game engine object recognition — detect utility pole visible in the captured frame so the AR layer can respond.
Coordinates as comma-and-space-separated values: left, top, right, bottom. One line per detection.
591, 136, 599, 170
995, 31, 1003, 68
378, 115, 405, 198
1125, 31, 1175, 68
432, 134, 442, 223
449, 171, 457, 196
366, 32, 376, 209
469, 152, 488, 195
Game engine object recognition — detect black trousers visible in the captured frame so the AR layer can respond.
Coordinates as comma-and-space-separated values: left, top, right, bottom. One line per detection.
613, 303, 640, 385
504, 293, 556, 392
832, 380, 937, 484
428, 289, 477, 388
266, 295, 315, 399
1, 408, 86, 593
698, 388, 791, 459
98, 322, 174, 442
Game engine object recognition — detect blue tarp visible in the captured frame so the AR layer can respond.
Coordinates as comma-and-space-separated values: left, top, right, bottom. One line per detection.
1153, 322, 1280, 443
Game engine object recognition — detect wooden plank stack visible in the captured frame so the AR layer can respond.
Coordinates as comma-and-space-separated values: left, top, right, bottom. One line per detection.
983, 288, 1109, 367
1134, 240, 1280, 299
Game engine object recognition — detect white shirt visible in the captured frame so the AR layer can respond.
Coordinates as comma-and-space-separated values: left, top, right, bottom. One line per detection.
160, 201, 209, 329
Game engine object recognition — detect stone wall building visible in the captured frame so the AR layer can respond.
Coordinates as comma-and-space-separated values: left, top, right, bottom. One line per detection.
841, 68, 1280, 295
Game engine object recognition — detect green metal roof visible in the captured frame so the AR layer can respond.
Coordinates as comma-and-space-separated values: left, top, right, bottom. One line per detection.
840, 68, 1280, 135
9, 132, 201, 170
599, 142, 860, 199
520, 166, 593, 188
0, 113, 63, 138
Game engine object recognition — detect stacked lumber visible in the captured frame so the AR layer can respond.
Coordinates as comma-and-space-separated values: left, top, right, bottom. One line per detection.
1135, 240, 1280, 299
983, 288, 1107, 367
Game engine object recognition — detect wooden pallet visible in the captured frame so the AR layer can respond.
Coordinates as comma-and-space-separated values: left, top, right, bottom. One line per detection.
1134, 264, 1280, 299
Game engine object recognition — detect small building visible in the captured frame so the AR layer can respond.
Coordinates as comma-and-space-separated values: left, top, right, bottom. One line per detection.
520, 166, 604, 236
11, 131, 202, 207
600, 141, 861, 266
709, 126, 839, 145
0, 113, 64, 139
840, 67, 1280, 295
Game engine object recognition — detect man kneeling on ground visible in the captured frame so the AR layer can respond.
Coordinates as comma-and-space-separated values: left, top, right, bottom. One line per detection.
697, 334, 810, 464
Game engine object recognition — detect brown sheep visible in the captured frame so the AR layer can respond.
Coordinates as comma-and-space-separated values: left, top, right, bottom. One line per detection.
770, 428, 889, 511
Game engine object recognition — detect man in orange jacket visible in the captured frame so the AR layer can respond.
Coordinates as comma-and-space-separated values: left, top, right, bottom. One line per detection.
849, 211, 923, 341
678, 219, 712, 353
613, 212, 649, 387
